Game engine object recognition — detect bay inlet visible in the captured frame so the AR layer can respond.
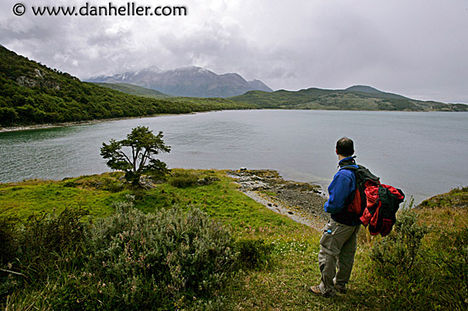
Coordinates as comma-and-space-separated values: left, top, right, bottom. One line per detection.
1, 109, 467, 204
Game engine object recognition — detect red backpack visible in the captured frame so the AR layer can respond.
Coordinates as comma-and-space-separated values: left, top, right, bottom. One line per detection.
342, 165, 405, 236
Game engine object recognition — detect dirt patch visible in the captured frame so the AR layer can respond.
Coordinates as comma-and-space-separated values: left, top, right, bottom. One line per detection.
228, 169, 329, 231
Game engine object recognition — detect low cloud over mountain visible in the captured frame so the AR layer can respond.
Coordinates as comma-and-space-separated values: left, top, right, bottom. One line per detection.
88, 66, 272, 98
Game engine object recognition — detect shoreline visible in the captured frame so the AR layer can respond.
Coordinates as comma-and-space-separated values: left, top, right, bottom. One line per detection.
0, 112, 201, 133
228, 169, 329, 231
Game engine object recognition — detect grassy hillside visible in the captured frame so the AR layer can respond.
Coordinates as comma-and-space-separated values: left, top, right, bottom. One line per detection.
231, 87, 468, 111
0, 46, 251, 127
94, 82, 170, 98
0, 171, 465, 310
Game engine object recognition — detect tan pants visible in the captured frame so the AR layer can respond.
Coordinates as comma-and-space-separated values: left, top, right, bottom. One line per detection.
318, 219, 360, 295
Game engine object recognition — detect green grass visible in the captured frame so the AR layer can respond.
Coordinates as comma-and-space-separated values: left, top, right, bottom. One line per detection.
0, 175, 125, 220
1, 171, 466, 310
0, 169, 301, 237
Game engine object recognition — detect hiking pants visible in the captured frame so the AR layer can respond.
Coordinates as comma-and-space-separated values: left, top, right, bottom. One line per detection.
318, 219, 360, 295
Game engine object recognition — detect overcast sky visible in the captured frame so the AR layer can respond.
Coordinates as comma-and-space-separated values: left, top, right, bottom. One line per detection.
1, 0, 467, 103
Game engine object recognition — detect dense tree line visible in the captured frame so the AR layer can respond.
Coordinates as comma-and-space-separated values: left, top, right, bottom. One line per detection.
0, 46, 251, 127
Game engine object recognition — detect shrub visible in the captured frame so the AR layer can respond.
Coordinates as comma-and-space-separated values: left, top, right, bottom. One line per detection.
0, 217, 19, 302
1, 208, 88, 306
168, 171, 199, 188
0, 107, 18, 126
15, 209, 88, 279
235, 238, 273, 270
425, 227, 468, 309
368, 209, 468, 309
84, 205, 237, 309
370, 208, 428, 279
0, 217, 17, 265
366, 208, 462, 310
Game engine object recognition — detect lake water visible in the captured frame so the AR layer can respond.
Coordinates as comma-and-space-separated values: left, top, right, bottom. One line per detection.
1, 110, 467, 203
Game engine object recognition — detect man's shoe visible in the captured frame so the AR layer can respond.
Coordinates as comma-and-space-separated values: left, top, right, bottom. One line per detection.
309, 285, 333, 298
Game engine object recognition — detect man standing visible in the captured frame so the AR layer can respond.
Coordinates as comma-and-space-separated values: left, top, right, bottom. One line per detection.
310, 137, 361, 297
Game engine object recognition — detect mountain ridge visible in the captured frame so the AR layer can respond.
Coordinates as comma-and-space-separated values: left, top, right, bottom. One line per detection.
88, 66, 273, 98
230, 86, 467, 111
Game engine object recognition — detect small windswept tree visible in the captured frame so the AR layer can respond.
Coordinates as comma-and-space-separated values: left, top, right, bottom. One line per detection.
100, 126, 171, 186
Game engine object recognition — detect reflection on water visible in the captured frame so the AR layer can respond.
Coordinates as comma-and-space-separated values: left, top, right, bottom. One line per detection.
1, 110, 467, 203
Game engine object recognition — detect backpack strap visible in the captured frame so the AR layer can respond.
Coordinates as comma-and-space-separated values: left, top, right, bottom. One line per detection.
341, 164, 380, 217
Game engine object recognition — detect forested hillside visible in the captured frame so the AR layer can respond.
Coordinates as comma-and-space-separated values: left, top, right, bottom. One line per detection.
0, 46, 251, 127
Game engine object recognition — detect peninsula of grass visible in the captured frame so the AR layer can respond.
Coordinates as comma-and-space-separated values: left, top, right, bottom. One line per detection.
0, 170, 299, 235
0, 170, 466, 310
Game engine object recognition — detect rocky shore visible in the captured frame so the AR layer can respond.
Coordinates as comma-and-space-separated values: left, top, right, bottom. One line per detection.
229, 169, 329, 231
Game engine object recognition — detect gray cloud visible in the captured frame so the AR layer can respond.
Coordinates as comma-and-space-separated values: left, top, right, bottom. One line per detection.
1, 0, 467, 103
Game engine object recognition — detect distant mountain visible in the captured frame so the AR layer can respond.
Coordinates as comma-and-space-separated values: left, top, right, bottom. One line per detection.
231, 86, 468, 112
0, 46, 250, 127
345, 85, 384, 94
88, 66, 273, 98
94, 82, 169, 98
345, 85, 408, 100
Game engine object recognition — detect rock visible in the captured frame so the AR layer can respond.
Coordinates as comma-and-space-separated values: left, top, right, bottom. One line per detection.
139, 176, 156, 189
16, 76, 38, 87
34, 69, 44, 79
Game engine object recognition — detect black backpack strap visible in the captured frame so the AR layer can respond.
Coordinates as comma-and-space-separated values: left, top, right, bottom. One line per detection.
340, 165, 357, 171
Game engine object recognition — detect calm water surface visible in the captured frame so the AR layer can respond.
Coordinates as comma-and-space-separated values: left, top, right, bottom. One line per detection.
1, 110, 467, 203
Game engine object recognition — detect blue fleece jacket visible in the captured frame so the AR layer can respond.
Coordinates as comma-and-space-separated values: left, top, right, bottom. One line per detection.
324, 157, 358, 214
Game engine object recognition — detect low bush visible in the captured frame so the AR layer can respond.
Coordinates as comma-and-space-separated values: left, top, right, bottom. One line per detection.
168, 171, 199, 188
368, 207, 467, 309
0, 217, 19, 302
1, 208, 88, 305
0, 217, 17, 265
370, 208, 428, 278
7, 208, 88, 283
2, 189, 277, 310
82, 205, 237, 309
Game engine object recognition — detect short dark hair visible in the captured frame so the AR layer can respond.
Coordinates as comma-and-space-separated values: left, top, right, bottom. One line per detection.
336, 137, 354, 157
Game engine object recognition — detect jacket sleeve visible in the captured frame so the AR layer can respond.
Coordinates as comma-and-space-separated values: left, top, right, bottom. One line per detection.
324, 171, 354, 214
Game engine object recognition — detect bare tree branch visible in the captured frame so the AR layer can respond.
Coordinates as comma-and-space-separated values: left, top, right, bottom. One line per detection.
117, 149, 132, 165
138, 149, 149, 172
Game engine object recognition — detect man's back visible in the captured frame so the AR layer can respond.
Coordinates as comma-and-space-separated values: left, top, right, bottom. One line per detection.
325, 156, 360, 226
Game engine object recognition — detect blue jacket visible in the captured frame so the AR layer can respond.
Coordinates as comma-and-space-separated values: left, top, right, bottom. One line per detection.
324, 156, 357, 214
